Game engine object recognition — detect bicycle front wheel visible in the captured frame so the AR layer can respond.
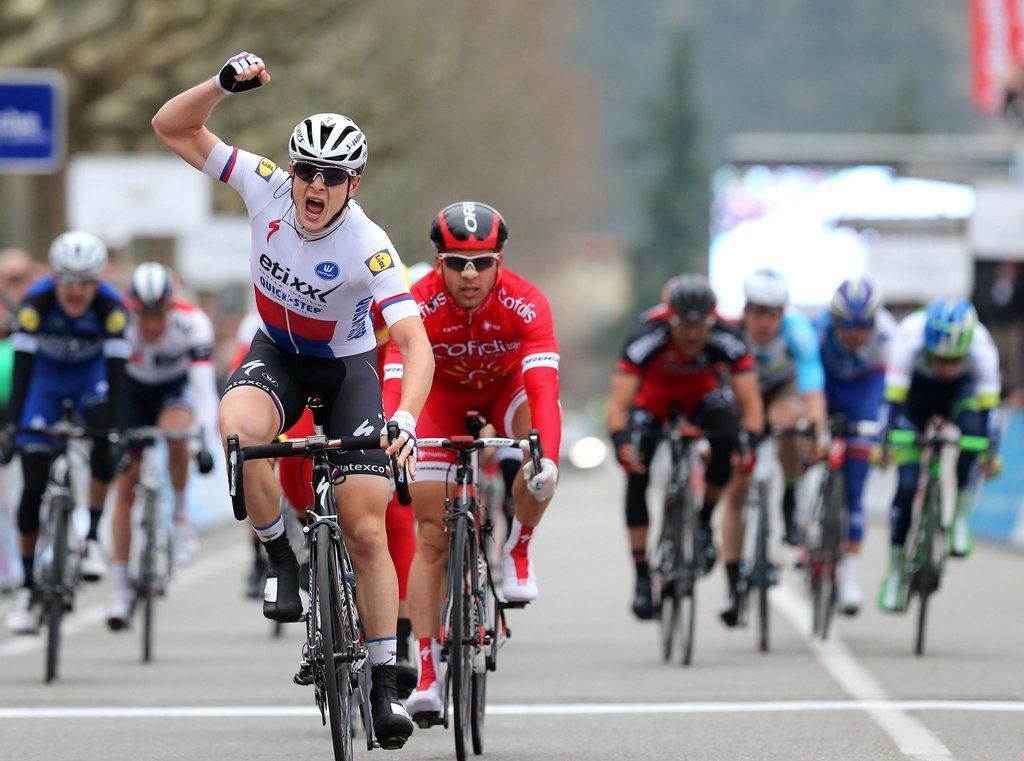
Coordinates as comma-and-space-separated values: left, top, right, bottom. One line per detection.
913, 484, 940, 657
44, 505, 69, 683
448, 517, 474, 761
755, 481, 770, 653
140, 499, 156, 663
316, 533, 355, 761
658, 497, 684, 663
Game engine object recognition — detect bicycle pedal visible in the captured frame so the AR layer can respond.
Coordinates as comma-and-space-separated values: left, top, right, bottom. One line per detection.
412, 711, 444, 729
377, 734, 410, 750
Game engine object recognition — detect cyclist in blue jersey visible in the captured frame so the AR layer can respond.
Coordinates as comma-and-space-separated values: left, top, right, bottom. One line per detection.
720, 269, 826, 627
815, 278, 895, 615
2, 232, 130, 634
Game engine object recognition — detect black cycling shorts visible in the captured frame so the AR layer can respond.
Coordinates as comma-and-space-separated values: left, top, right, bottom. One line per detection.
126, 374, 191, 430
225, 331, 389, 478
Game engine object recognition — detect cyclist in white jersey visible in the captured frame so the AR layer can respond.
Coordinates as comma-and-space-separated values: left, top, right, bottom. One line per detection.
105, 263, 217, 630
152, 52, 433, 747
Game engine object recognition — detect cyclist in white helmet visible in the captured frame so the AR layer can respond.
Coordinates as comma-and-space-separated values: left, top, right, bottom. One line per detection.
2, 231, 130, 634
104, 263, 218, 630
720, 268, 826, 627
152, 52, 432, 746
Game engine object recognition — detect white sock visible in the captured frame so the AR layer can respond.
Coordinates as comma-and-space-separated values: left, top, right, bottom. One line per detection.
112, 561, 130, 596
367, 637, 398, 668
252, 514, 285, 543
173, 489, 187, 521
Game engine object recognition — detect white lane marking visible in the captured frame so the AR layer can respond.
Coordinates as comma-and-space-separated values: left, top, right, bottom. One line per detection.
0, 543, 242, 659
1, 701, 1023, 719
773, 585, 954, 761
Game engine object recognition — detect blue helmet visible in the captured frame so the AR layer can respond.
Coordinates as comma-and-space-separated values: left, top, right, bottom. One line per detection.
923, 298, 977, 359
829, 277, 881, 328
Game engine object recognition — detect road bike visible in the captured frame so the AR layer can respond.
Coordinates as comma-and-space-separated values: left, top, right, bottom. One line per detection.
122, 425, 213, 662
650, 413, 707, 667
416, 423, 542, 761
804, 415, 878, 640
227, 396, 411, 759
887, 418, 988, 656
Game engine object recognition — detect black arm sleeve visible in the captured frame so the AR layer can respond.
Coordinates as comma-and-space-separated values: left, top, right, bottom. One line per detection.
5, 350, 35, 427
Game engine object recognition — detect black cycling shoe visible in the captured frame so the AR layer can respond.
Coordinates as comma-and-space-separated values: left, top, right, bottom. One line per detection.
695, 527, 717, 575
370, 665, 415, 750
782, 489, 804, 547
719, 591, 742, 628
262, 554, 303, 623
293, 660, 313, 686
631, 575, 656, 620
395, 660, 417, 700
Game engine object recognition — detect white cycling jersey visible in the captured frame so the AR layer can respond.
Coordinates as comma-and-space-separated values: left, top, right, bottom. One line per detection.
126, 301, 215, 385
202, 141, 418, 359
885, 310, 1001, 406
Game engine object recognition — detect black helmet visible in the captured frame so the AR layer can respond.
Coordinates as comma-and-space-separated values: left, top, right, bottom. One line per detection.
430, 201, 508, 253
663, 274, 716, 321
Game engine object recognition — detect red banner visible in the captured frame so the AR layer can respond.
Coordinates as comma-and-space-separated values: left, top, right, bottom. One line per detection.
971, 0, 1016, 113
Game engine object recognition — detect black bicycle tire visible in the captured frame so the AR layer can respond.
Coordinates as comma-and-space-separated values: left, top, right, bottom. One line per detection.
819, 471, 845, 640
679, 487, 698, 667
44, 503, 68, 683
471, 664, 487, 754
914, 482, 939, 657
140, 495, 156, 663
449, 517, 473, 761
317, 532, 354, 761
658, 495, 684, 663
756, 481, 770, 653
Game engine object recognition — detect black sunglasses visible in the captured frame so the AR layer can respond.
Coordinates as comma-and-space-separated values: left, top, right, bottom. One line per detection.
437, 253, 501, 273
292, 161, 354, 187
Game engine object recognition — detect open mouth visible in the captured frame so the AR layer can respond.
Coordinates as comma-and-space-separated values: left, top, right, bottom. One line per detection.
304, 197, 326, 221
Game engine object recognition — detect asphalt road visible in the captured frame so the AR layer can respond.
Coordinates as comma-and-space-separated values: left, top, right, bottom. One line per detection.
1, 462, 1022, 761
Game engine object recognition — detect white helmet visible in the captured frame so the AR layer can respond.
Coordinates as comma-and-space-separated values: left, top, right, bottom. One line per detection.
288, 113, 367, 175
743, 268, 789, 308
48, 231, 107, 279
129, 262, 173, 311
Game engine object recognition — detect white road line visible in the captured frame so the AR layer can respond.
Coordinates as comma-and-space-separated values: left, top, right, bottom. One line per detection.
773, 585, 954, 761
1, 700, 1023, 719
0, 542, 242, 659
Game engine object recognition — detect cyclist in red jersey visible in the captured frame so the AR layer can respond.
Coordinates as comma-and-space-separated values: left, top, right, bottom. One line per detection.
382, 202, 561, 720
606, 274, 764, 622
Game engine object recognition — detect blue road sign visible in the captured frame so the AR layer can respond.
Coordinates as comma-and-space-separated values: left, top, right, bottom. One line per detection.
0, 69, 66, 173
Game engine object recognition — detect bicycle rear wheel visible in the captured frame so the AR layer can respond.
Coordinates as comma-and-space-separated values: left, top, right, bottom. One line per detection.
44, 505, 69, 683
316, 533, 355, 761
448, 517, 474, 761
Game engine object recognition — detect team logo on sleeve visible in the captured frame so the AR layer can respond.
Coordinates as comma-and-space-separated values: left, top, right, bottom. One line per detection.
106, 309, 127, 334
314, 261, 340, 281
256, 158, 277, 181
365, 250, 395, 275
17, 306, 40, 333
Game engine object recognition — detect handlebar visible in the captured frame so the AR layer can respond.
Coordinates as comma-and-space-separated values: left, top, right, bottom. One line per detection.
887, 428, 990, 454
227, 431, 408, 521
123, 426, 216, 474
419, 429, 544, 473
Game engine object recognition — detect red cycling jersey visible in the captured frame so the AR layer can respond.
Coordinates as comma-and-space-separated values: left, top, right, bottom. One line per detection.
382, 268, 561, 463
618, 305, 754, 420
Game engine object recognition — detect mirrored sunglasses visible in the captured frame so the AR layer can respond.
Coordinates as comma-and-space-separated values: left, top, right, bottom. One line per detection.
437, 253, 501, 273
292, 161, 354, 187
